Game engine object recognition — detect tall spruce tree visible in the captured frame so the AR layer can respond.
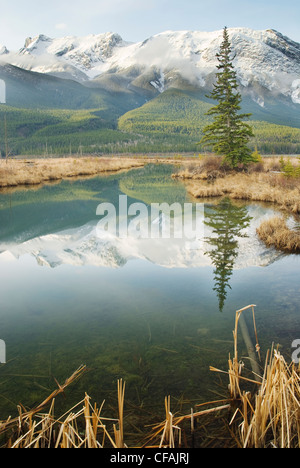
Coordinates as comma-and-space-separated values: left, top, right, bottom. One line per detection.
200, 27, 255, 168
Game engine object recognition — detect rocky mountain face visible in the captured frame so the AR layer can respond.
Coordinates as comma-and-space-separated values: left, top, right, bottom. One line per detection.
1, 28, 300, 107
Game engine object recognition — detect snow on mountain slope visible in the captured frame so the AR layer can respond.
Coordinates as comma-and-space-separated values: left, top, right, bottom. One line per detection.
0, 45, 8, 55
2, 28, 300, 105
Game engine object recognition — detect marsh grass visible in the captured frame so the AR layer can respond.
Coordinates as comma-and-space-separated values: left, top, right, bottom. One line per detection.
209, 305, 300, 448
175, 156, 300, 213
0, 157, 146, 189
1, 306, 299, 448
256, 216, 300, 253
187, 172, 300, 213
174, 156, 300, 252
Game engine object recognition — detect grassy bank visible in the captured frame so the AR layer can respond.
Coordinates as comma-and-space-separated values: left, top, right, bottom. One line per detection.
173, 156, 300, 253
0, 156, 148, 189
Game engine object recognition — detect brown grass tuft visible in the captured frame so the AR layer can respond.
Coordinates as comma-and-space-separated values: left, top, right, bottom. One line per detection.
257, 216, 300, 253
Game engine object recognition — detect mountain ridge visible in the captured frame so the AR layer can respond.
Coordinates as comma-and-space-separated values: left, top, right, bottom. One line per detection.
1, 27, 300, 105
0, 27, 300, 155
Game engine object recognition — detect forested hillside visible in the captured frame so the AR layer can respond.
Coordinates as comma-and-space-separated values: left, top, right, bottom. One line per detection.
1, 88, 300, 156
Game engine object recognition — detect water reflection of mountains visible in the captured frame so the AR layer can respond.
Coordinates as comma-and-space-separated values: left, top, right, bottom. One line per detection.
1, 200, 282, 272
0, 199, 284, 312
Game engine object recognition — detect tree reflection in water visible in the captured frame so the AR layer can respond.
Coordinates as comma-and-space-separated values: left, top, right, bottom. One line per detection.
204, 197, 252, 312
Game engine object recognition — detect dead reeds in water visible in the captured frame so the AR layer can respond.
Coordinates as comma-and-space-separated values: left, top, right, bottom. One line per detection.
211, 305, 300, 448
238, 346, 300, 448
0, 367, 128, 448
1, 305, 300, 448
257, 216, 300, 253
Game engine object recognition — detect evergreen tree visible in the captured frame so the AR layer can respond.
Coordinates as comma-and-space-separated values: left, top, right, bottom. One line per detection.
204, 198, 252, 312
200, 27, 255, 168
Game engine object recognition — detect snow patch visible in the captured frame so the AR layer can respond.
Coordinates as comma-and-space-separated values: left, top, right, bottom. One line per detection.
291, 79, 300, 104
2, 27, 300, 105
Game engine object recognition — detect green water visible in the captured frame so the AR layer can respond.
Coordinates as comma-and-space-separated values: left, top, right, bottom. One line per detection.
0, 163, 299, 438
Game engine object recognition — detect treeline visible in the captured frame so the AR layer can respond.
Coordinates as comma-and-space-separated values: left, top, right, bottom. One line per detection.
1, 102, 300, 156
118, 89, 300, 154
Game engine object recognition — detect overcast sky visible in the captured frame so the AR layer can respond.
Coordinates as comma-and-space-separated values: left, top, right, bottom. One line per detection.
0, 0, 299, 50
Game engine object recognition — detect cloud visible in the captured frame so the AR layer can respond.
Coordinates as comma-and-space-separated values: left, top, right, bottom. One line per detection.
55, 23, 68, 31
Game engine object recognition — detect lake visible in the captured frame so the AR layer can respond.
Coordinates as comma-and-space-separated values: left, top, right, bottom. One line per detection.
0, 163, 299, 441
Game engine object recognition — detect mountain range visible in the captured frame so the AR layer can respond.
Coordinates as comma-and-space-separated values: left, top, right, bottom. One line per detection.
0, 27, 300, 155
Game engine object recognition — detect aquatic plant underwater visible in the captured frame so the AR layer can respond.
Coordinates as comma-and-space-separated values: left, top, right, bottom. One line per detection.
1, 304, 299, 449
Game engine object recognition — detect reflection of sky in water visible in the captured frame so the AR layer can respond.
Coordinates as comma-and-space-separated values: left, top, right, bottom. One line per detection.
0, 166, 299, 422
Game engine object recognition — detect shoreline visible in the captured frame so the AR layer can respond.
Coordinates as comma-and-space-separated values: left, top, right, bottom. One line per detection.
0, 154, 197, 191
172, 155, 300, 253
0, 156, 147, 190
1, 154, 299, 253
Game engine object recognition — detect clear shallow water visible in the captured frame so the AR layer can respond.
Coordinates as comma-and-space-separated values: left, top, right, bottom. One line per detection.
0, 164, 299, 433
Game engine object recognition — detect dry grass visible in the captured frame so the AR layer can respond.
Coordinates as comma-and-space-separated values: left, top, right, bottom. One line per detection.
0, 157, 147, 189
1, 305, 300, 448
174, 156, 300, 215
256, 216, 300, 253
173, 155, 299, 180
210, 305, 300, 448
180, 156, 300, 253
186, 172, 300, 214
237, 348, 300, 448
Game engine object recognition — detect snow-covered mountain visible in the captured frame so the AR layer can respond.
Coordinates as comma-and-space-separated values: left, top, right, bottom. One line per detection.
0, 45, 8, 55
1, 28, 300, 106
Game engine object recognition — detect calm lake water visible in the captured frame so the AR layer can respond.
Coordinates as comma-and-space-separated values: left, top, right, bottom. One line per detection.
0, 163, 299, 438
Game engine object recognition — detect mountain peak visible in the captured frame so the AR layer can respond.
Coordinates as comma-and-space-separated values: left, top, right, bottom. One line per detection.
0, 45, 9, 55
1, 27, 300, 105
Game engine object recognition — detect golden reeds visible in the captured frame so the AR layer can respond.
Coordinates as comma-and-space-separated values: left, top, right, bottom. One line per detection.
1, 305, 300, 448
187, 171, 300, 214
210, 305, 300, 448
0, 157, 146, 189
0, 371, 128, 448
257, 216, 300, 253
235, 348, 300, 448
113, 378, 126, 448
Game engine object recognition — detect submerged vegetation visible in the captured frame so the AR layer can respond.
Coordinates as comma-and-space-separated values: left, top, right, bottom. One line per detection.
1, 305, 299, 448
